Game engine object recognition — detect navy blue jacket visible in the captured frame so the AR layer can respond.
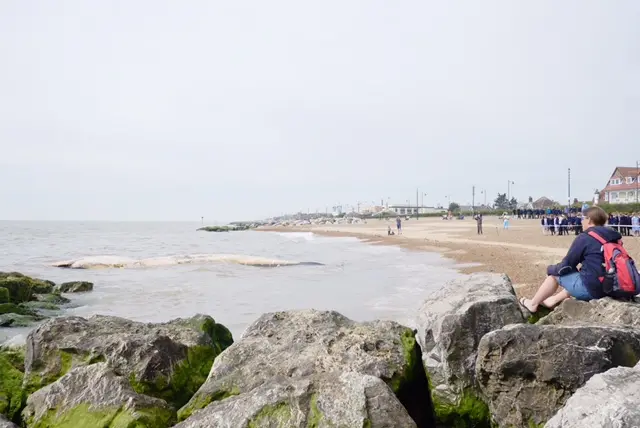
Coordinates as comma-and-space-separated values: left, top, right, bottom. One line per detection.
547, 226, 622, 298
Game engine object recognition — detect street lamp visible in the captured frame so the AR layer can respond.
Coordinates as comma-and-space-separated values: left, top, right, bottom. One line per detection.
507, 181, 515, 200
480, 189, 487, 206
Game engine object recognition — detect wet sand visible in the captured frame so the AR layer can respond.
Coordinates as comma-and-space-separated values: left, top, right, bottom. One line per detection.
262, 217, 640, 299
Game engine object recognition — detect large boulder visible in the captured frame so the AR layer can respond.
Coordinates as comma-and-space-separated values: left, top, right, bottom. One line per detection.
179, 310, 433, 427
175, 372, 417, 428
415, 273, 524, 427
476, 323, 640, 427
22, 363, 175, 428
538, 297, 640, 328
23, 314, 233, 409
545, 363, 640, 428
57, 281, 93, 293
0, 346, 25, 423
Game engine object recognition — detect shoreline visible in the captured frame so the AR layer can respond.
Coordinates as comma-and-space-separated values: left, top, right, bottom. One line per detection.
260, 217, 640, 299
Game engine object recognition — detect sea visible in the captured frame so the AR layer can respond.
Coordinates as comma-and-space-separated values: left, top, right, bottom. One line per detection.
0, 221, 465, 345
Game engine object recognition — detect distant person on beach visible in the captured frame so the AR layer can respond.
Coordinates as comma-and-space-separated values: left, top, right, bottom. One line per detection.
632, 212, 640, 237
475, 213, 483, 234
396, 216, 402, 235
520, 206, 639, 313
502, 214, 509, 230
387, 225, 395, 236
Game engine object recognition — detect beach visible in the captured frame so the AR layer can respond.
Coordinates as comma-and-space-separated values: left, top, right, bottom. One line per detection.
262, 216, 640, 299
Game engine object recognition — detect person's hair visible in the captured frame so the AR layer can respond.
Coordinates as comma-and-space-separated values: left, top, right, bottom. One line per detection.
584, 206, 608, 226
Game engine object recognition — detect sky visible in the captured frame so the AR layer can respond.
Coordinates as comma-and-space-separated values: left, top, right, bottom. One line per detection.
1, 1, 639, 221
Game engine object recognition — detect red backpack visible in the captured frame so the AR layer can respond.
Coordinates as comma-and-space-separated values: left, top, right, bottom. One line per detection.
588, 230, 640, 298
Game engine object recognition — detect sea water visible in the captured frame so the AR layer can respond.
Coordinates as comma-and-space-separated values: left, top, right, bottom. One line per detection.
0, 221, 465, 344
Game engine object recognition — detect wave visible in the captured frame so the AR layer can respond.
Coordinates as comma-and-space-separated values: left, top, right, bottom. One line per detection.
51, 254, 324, 270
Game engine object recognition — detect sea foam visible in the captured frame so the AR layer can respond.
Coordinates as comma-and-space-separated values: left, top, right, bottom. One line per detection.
52, 254, 323, 269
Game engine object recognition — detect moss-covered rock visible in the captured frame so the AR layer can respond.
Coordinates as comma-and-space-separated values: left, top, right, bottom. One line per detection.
0, 346, 26, 424
35, 291, 71, 305
0, 304, 44, 327
23, 363, 176, 428
175, 372, 416, 428
57, 281, 93, 293
0, 288, 8, 304
0, 303, 36, 316
0, 277, 33, 304
0, 272, 58, 303
179, 310, 434, 426
23, 314, 233, 410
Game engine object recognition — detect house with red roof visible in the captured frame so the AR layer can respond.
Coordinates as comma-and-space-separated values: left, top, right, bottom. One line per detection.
600, 166, 640, 204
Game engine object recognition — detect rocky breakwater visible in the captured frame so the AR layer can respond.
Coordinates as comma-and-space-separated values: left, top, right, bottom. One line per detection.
1, 309, 433, 428
0, 314, 232, 427
416, 272, 640, 427
0, 272, 92, 328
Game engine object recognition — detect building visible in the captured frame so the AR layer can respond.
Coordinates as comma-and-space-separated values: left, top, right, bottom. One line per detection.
600, 166, 640, 204
532, 197, 557, 210
388, 205, 444, 215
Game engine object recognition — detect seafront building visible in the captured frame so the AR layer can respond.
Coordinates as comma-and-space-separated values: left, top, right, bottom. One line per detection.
599, 166, 640, 204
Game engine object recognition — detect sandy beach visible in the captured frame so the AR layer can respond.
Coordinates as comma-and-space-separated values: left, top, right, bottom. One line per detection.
263, 216, 640, 299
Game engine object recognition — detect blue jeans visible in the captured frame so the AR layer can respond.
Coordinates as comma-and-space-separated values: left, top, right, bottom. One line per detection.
556, 272, 592, 301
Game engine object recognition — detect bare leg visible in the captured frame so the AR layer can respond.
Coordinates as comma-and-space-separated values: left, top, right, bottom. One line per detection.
541, 289, 570, 309
521, 275, 559, 312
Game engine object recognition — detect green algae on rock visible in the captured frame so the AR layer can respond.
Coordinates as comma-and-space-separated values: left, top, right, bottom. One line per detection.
23, 314, 233, 410
174, 372, 417, 428
57, 281, 93, 293
180, 310, 433, 426
0, 288, 8, 304
22, 363, 176, 428
0, 346, 26, 424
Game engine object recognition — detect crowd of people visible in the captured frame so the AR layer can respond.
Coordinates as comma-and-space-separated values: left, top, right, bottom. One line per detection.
609, 212, 640, 237
537, 210, 639, 237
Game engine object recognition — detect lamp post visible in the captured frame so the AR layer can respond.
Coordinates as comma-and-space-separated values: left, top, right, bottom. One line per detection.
507, 180, 515, 200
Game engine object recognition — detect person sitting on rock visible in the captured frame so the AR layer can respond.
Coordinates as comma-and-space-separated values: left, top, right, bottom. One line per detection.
520, 206, 621, 313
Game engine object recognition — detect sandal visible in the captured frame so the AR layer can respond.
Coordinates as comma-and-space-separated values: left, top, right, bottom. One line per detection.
519, 297, 537, 313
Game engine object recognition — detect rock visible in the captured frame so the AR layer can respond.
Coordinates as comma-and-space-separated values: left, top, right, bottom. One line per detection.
0, 304, 43, 327
21, 301, 60, 312
0, 415, 17, 428
180, 310, 433, 427
0, 313, 42, 328
30, 280, 54, 295
0, 273, 54, 303
23, 314, 233, 409
415, 273, 524, 427
0, 288, 8, 304
0, 346, 25, 423
0, 303, 38, 316
57, 281, 93, 293
175, 372, 416, 428
22, 363, 175, 428
34, 291, 70, 305
538, 297, 640, 328
476, 323, 640, 427
545, 365, 640, 428
0, 276, 33, 303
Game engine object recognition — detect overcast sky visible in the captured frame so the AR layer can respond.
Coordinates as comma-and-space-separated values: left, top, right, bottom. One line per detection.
1, 1, 638, 221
